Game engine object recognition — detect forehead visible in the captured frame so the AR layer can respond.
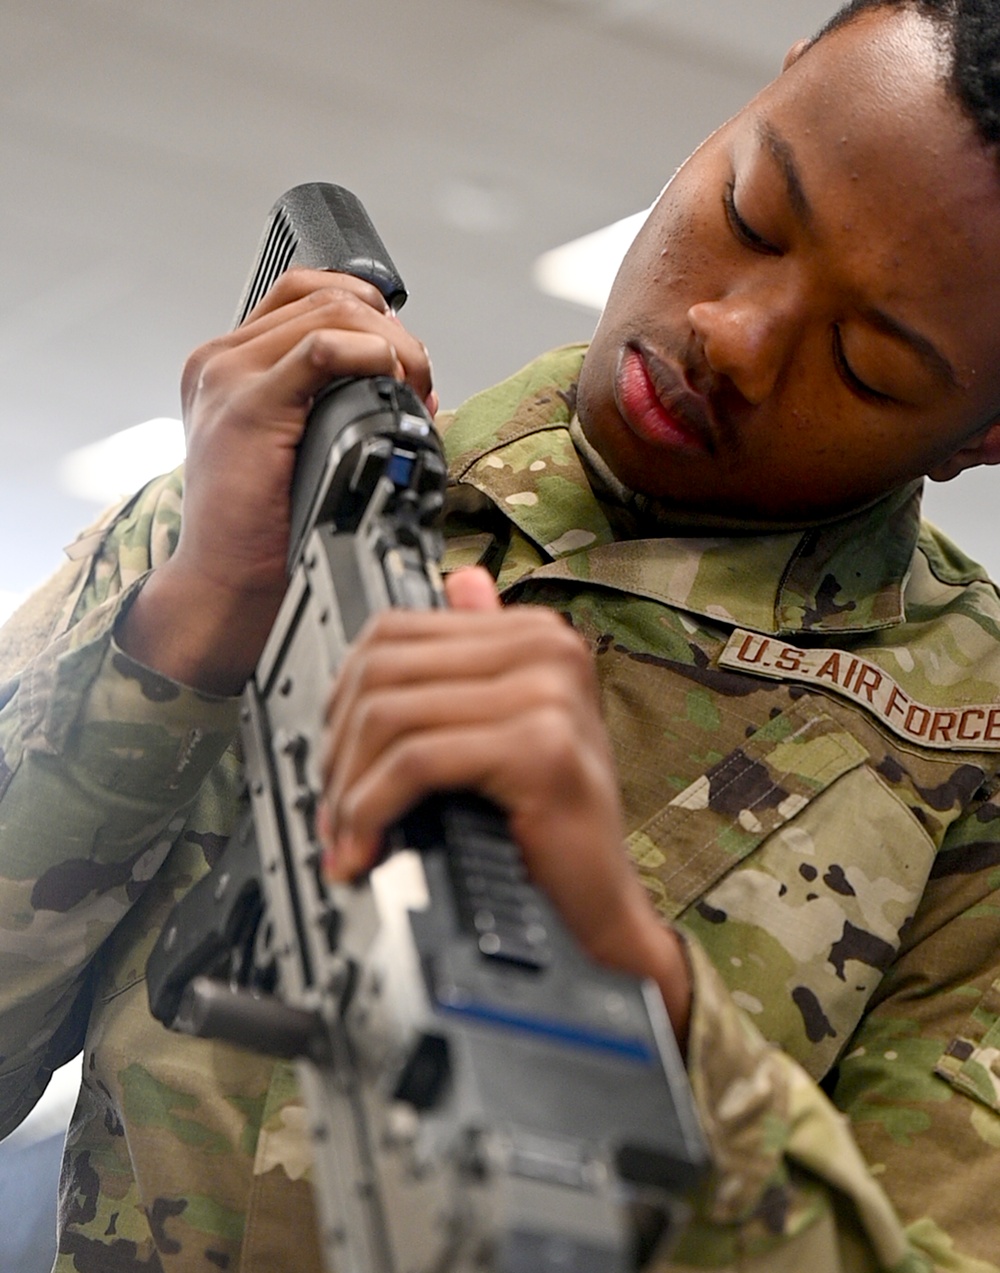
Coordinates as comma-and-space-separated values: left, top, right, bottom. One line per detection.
760, 10, 993, 228
744, 8, 1000, 375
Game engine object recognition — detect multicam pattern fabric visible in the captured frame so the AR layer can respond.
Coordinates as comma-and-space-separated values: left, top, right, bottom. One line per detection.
1, 347, 1000, 1270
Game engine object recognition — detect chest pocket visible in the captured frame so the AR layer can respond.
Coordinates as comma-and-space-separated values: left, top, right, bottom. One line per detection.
629, 698, 939, 1077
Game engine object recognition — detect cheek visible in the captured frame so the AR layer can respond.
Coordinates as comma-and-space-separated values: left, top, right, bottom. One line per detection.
738, 384, 884, 496
659, 218, 721, 299
755, 402, 920, 504
615, 199, 719, 314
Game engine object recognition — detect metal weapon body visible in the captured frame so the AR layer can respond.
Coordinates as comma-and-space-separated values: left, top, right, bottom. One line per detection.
147, 183, 708, 1273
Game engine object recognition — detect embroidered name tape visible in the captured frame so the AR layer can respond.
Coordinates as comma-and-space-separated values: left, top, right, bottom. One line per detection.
719, 629, 1000, 752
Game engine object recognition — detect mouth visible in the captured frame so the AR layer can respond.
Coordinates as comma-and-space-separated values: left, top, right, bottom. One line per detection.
613, 343, 715, 456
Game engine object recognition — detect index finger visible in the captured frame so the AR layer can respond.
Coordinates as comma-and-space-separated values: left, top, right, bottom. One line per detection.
241, 267, 391, 326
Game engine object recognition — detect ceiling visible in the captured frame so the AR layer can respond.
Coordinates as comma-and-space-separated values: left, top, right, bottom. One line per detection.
2, 0, 997, 604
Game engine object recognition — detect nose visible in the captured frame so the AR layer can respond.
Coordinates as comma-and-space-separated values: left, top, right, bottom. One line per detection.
687, 294, 793, 405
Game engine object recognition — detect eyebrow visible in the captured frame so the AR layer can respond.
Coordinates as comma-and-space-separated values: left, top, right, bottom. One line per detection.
758, 120, 814, 232
756, 119, 960, 390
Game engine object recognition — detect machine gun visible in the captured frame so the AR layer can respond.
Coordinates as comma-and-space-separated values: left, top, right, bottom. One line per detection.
146, 183, 708, 1273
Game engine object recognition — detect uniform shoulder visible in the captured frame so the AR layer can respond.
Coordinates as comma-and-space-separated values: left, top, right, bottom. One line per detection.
909, 520, 1000, 670
437, 344, 589, 468
917, 519, 998, 593
0, 467, 185, 687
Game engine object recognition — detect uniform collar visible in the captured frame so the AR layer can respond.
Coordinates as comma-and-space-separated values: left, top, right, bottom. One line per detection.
443, 346, 922, 638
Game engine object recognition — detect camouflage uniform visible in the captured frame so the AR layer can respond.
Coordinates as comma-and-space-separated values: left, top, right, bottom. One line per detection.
2, 346, 1000, 1271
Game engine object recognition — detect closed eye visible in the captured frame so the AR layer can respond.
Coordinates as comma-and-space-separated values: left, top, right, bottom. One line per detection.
832, 325, 894, 404
723, 181, 780, 256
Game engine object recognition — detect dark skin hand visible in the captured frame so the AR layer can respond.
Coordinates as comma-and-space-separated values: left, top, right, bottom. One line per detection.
318, 565, 692, 1048
119, 269, 437, 695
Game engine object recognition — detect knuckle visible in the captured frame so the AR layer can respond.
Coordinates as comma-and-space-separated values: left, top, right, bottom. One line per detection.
338, 646, 373, 698
248, 268, 304, 317
303, 282, 343, 311
518, 664, 576, 713
524, 706, 581, 776
301, 327, 337, 362
528, 613, 594, 679
181, 339, 225, 399
318, 270, 386, 310
555, 623, 591, 666
391, 736, 434, 789
355, 689, 395, 738
181, 347, 204, 390
345, 642, 395, 698
353, 274, 389, 307
309, 288, 365, 322
273, 266, 315, 299
282, 266, 313, 288
192, 349, 230, 396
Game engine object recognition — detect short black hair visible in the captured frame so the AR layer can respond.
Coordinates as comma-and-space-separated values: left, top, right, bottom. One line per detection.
815, 1, 1000, 151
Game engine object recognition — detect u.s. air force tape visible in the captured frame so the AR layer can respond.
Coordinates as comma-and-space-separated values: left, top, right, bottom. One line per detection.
719, 628, 1000, 752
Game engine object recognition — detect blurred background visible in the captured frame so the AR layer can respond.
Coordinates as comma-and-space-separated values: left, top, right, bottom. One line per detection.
2, 1, 997, 1268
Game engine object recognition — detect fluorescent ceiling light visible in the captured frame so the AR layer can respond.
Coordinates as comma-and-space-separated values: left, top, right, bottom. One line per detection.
533, 209, 648, 311
58, 418, 186, 505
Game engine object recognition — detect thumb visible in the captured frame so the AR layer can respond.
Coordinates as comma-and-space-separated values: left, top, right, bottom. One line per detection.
444, 565, 502, 612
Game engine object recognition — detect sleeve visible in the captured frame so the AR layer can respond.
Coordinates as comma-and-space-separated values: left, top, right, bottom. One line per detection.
667, 803, 1000, 1273
0, 472, 241, 1138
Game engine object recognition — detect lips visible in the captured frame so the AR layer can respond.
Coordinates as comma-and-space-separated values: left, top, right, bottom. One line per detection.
614, 344, 714, 456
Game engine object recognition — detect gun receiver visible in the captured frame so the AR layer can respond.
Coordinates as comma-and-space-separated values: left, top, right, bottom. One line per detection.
147, 183, 708, 1273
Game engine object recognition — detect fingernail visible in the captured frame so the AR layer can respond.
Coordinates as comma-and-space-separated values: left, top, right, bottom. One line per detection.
321, 843, 339, 880
317, 805, 342, 882
324, 830, 367, 883
321, 832, 352, 882
316, 800, 334, 844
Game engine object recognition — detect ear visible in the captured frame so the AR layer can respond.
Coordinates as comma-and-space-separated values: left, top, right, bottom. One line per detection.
927, 420, 1000, 482
782, 38, 811, 72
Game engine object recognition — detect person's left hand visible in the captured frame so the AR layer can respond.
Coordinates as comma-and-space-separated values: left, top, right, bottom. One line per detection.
318, 567, 692, 1046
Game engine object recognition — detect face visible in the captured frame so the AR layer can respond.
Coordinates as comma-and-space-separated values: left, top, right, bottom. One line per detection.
576, 8, 1000, 526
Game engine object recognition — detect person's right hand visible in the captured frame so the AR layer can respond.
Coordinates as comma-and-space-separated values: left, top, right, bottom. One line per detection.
118, 269, 436, 695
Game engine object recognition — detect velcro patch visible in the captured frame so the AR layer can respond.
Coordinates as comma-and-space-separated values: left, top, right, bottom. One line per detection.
719, 629, 1000, 752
